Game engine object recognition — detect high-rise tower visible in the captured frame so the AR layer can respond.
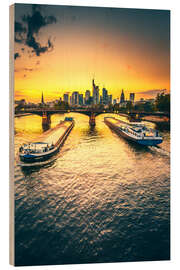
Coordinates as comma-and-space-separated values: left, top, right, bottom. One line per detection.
120, 89, 125, 103
92, 79, 99, 105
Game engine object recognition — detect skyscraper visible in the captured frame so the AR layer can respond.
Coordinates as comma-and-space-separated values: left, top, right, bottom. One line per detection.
108, 95, 112, 104
85, 90, 91, 104
72, 91, 79, 105
79, 94, 83, 105
102, 88, 108, 104
63, 93, 69, 103
120, 89, 125, 103
130, 93, 135, 103
92, 79, 99, 105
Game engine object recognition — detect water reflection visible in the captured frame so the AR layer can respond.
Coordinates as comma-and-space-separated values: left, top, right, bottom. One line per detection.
14, 112, 170, 266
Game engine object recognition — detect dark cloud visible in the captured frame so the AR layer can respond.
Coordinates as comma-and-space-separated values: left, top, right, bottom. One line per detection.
137, 89, 167, 95
15, 4, 57, 57
15, 21, 26, 43
24, 68, 33, 72
14, 52, 20, 59
14, 67, 35, 72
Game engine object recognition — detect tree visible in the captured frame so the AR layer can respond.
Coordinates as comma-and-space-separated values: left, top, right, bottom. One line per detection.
126, 101, 133, 112
55, 101, 69, 110
156, 93, 170, 113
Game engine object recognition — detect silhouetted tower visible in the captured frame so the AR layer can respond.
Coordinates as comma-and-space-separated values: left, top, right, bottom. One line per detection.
120, 89, 125, 103
41, 92, 45, 104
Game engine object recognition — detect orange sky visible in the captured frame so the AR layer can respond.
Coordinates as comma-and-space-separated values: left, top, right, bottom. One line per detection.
14, 4, 170, 102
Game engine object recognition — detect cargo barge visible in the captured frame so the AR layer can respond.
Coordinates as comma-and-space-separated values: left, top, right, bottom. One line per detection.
19, 117, 74, 164
104, 117, 163, 146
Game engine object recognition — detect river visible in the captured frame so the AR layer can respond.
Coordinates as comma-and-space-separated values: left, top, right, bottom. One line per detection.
14, 113, 170, 266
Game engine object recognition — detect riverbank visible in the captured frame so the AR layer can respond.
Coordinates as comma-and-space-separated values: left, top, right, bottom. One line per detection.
142, 115, 170, 123
15, 113, 32, 117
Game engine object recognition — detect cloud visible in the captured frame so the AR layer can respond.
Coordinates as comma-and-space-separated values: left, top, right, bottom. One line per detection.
136, 89, 167, 95
15, 67, 35, 73
15, 4, 57, 57
15, 21, 26, 43
14, 52, 20, 59
24, 68, 34, 72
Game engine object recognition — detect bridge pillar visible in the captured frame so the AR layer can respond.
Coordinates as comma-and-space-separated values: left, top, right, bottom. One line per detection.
89, 113, 96, 127
42, 112, 51, 131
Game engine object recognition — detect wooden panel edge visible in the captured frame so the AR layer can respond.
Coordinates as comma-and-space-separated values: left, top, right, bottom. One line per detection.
9, 3, 15, 266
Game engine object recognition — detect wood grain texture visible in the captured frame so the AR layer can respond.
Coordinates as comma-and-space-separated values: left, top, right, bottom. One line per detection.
9, 4, 14, 266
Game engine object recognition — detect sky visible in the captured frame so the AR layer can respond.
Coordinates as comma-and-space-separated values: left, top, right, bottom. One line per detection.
14, 4, 170, 102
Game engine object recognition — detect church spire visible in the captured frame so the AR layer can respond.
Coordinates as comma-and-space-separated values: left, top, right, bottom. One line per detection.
41, 92, 44, 104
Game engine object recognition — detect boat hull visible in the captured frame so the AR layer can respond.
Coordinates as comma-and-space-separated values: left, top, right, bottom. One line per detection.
19, 147, 59, 163
104, 118, 162, 146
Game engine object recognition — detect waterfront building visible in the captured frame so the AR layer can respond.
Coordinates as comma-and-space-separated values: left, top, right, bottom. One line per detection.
120, 89, 125, 103
63, 93, 69, 103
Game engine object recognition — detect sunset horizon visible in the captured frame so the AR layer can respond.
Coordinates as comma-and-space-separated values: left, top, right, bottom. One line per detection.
14, 4, 170, 103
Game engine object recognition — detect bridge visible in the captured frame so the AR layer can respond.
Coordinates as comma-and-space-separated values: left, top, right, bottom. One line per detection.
18, 108, 114, 117
15, 108, 170, 128
16, 108, 116, 127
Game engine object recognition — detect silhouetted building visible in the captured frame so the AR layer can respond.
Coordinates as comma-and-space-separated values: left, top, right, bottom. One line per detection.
108, 95, 112, 104
120, 89, 125, 103
102, 88, 108, 104
92, 79, 99, 105
79, 94, 83, 105
89, 96, 93, 105
72, 91, 79, 105
63, 93, 69, 103
130, 93, 135, 103
113, 99, 117, 105
85, 90, 91, 104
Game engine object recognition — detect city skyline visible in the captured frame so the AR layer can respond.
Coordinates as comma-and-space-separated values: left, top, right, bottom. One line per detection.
15, 78, 168, 104
14, 4, 170, 103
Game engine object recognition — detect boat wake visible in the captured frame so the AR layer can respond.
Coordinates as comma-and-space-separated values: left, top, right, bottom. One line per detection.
17, 156, 57, 168
148, 146, 170, 157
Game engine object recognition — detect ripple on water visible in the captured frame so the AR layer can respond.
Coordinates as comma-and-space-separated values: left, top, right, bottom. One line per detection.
14, 113, 170, 265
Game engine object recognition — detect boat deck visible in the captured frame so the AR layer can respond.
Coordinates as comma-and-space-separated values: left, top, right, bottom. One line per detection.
36, 121, 73, 146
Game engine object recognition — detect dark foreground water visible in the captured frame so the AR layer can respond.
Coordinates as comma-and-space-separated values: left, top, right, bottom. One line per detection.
14, 113, 170, 266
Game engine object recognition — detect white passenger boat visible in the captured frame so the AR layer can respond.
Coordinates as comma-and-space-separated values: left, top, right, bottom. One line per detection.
104, 117, 163, 146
